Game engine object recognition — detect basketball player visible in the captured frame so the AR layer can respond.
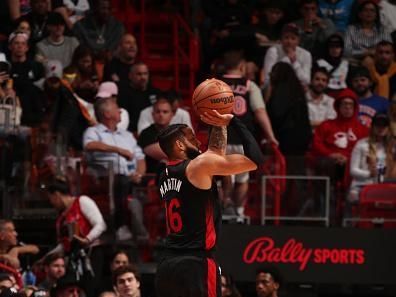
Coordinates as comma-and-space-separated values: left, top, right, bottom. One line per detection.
155, 110, 264, 297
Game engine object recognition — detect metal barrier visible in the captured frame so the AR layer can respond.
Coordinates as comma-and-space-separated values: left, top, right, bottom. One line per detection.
261, 175, 331, 226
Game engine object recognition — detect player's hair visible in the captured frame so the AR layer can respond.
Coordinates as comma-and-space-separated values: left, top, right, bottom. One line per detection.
112, 264, 141, 286
158, 124, 188, 157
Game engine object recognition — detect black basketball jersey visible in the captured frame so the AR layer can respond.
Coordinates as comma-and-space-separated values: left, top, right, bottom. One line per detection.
158, 159, 221, 252
221, 75, 256, 144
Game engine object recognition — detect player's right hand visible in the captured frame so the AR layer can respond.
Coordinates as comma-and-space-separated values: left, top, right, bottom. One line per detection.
200, 110, 233, 127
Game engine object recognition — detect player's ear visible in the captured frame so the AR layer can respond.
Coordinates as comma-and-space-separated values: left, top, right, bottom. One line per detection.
175, 139, 185, 151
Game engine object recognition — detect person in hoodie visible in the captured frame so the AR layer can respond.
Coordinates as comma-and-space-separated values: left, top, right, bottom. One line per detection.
316, 34, 349, 96
311, 88, 369, 181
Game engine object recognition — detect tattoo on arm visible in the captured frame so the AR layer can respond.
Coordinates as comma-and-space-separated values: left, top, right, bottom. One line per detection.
208, 126, 227, 154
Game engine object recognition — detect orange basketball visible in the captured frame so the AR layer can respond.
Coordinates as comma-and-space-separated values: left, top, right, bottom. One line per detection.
192, 78, 234, 117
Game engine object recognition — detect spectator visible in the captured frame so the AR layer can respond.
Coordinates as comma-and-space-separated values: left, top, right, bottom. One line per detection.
103, 34, 138, 82
112, 265, 141, 297
43, 178, 106, 254
64, 45, 99, 102
220, 49, 277, 217
310, 88, 369, 183
99, 292, 116, 297
349, 113, 390, 203
138, 98, 174, 174
0, 220, 39, 270
318, 0, 355, 32
267, 62, 312, 162
262, 23, 312, 88
117, 62, 159, 133
50, 273, 84, 297
137, 91, 193, 135
316, 34, 349, 94
8, 31, 46, 127
72, 0, 124, 56
306, 67, 337, 129
43, 177, 106, 296
100, 250, 131, 293
96, 81, 130, 130
83, 97, 148, 241
0, 274, 13, 292
256, 266, 282, 297
38, 253, 65, 291
14, 16, 32, 38
36, 12, 79, 69
350, 66, 389, 127
294, 0, 336, 58
25, 0, 51, 43
253, 0, 287, 44
221, 273, 242, 297
344, 0, 392, 60
365, 40, 396, 99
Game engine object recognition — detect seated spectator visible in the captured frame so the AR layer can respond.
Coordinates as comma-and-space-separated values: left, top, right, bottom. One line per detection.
14, 16, 32, 39
253, 0, 287, 44
8, 32, 46, 127
365, 40, 396, 99
310, 88, 369, 182
256, 266, 282, 297
25, 0, 51, 43
350, 66, 389, 127
138, 98, 174, 174
316, 34, 349, 94
96, 81, 130, 130
0, 220, 39, 270
306, 67, 337, 129
103, 34, 138, 82
262, 23, 312, 88
137, 91, 193, 135
50, 273, 85, 297
117, 62, 159, 133
38, 253, 65, 291
295, 0, 336, 58
83, 97, 148, 241
221, 273, 242, 297
36, 12, 79, 69
64, 45, 99, 102
318, 0, 355, 32
72, 0, 124, 56
348, 113, 390, 203
112, 265, 141, 297
100, 250, 131, 293
344, 0, 392, 60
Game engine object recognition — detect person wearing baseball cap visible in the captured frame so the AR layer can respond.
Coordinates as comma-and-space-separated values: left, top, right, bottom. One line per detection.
262, 23, 312, 88
350, 66, 389, 127
96, 81, 130, 130
36, 12, 79, 69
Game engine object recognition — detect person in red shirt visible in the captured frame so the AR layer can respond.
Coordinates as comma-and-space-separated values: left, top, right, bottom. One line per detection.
310, 88, 369, 183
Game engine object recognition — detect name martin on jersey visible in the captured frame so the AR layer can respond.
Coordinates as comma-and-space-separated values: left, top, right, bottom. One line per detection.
159, 178, 183, 197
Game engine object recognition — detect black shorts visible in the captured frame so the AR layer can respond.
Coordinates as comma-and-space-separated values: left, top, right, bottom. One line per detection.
155, 255, 221, 297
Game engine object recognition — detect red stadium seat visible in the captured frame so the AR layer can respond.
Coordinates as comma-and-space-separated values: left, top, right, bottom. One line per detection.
357, 183, 396, 228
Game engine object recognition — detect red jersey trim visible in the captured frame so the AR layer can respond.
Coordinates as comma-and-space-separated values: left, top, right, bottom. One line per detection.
207, 258, 217, 297
205, 200, 216, 250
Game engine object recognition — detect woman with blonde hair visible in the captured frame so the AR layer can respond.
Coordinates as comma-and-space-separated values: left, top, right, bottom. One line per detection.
348, 113, 391, 203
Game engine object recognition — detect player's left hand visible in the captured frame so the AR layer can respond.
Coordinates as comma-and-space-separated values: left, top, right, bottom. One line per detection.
200, 110, 234, 126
